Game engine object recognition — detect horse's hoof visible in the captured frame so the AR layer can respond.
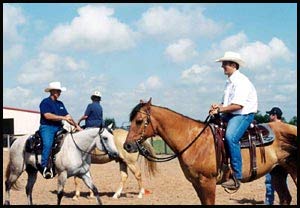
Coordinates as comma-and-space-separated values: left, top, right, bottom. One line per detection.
72, 196, 79, 201
137, 194, 143, 199
4, 200, 10, 205
87, 195, 95, 200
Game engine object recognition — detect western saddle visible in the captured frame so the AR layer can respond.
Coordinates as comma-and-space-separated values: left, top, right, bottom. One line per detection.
208, 116, 275, 183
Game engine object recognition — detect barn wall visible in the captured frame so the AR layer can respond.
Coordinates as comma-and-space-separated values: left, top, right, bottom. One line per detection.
3, 107, 40, 135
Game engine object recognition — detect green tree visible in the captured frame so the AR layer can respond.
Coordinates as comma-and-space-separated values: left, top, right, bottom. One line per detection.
288, 116, 297, 126
254, 111, 269, 123
104, 118, 116, 129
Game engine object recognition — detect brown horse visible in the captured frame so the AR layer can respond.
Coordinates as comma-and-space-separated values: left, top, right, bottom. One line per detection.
73, 128, 157, 200
123, 98, 297, 205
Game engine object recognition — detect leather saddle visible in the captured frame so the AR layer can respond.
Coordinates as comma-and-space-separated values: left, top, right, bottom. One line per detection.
209, 116, 275, 183
25, 129, 67, 175
25, 129, 66, 154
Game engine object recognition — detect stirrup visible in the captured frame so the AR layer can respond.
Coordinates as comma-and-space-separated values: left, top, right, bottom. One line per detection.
43, 167, 53, 179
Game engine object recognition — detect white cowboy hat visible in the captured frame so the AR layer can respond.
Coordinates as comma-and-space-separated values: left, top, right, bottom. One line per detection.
91, 90, 101, 97
215, 51, 246, 67
44, 81, 66, 92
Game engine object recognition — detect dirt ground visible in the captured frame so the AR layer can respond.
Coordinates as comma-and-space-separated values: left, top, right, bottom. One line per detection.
2, 149, 297, 205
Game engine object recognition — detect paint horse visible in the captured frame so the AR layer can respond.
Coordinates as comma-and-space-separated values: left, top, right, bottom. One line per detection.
73, 128, 158, 200
123, 98, 297, 205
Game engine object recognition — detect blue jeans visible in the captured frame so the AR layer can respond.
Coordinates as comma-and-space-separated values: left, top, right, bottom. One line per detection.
223, 113, 254, 180
39, 125, 61, 168
265, 173, 274, 205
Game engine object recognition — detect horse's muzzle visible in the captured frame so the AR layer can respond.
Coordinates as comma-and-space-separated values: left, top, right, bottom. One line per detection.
108, 152, 119, 160
123, 142, 138, 153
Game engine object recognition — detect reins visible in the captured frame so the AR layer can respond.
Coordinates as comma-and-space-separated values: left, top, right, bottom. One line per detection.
136, 113, 213, 162
70, 128, 109, 157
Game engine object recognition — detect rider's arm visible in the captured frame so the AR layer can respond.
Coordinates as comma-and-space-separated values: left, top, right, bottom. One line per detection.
218, 103, 243, 113
78, 115, 88, 125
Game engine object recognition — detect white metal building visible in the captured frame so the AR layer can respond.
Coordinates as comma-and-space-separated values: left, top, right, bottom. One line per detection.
3, 106, 40, 135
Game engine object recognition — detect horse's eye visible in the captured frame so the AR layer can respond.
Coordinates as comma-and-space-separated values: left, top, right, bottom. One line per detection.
136, 120, 143, 125
103, 137, 108, 140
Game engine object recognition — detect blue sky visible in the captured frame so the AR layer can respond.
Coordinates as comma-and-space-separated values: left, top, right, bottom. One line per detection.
3, 3, 297, 127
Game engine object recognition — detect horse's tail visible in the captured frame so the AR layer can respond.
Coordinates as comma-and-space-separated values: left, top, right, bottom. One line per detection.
141, 140, 158, 177
5, 160, 22, 191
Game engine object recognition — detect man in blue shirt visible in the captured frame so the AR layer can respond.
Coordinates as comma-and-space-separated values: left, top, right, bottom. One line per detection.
78, 90, 103, 128
39, 81, 82, 179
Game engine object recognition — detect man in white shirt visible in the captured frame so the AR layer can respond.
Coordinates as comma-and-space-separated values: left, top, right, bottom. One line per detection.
209, 51, 258, 190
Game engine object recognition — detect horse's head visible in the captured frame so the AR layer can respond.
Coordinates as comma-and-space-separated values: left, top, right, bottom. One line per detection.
96, 123, 119, 159
124, 98, 157, 153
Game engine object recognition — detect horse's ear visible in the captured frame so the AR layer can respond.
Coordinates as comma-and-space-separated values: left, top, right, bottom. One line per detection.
108, 123, 113, 130
140, 99, 144, 104
145, 97, 152, 109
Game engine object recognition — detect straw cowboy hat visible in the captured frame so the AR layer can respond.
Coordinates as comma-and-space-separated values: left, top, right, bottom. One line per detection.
44, 81, 66, 92
91, 90, 102, 98
215, 51, 246, 67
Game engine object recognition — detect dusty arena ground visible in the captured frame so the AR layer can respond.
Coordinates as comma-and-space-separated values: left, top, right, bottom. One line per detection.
2, 149, 297, 205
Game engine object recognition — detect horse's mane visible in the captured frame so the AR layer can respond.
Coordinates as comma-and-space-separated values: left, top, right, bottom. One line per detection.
129, 102, 205, 123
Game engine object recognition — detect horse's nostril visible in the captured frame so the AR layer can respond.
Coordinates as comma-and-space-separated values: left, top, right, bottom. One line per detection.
124, 143, 132, 151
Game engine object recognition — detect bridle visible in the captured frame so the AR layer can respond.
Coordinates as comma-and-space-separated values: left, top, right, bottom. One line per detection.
134, 109, 212, 162
70, 127, 111, 157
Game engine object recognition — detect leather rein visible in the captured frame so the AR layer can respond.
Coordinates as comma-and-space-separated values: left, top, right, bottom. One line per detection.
135, 110, 212, 162
70, 127, 110, 157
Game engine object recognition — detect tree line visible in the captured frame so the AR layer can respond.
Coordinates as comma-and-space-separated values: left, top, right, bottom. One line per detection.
104, 111, 297, 129
254, 111, 297, 126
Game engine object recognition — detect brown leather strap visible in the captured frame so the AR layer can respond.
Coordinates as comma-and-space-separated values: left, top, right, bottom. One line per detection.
248, 131, 257, 181
255, 126, 266, 163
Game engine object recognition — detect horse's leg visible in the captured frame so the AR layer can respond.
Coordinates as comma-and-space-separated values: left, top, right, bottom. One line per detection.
113, 161, 128, 199
191, 176, 216, 205
4, 163, 24, 205
81, 171, 102, 205
270, 166, 292, 205
284, 163, 297, 185
57, 171, 67, 205
25, 165, 38, 205
127, 162, 144, 198
72, 176, 80, 201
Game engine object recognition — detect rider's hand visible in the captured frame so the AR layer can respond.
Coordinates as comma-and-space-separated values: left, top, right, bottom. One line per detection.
64, 116, 73, 124
209, 108, 219, 115
76, 125, 83, 131
209, 103, 220, 115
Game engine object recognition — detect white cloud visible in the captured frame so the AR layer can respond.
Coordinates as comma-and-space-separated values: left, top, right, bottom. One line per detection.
64, 56, 87, 71
239, 37, 293, 69
165, 39, 199, 63
3, 4, 26, 43
220, 32, 248, 51
3, 44, 24, 68
42, 4, 136, 53
17, 52, 88, 84
137, 6, 226, 41
3, 86, 40, 110
137, 76, 162, 92
181, 64, 211, 83
209, 32, 293, 70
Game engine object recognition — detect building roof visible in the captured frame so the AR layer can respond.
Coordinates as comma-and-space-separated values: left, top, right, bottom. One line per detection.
3, 106, 40, 114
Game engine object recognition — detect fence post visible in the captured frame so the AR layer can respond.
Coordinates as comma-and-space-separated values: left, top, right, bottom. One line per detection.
7, 134, 11, 151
